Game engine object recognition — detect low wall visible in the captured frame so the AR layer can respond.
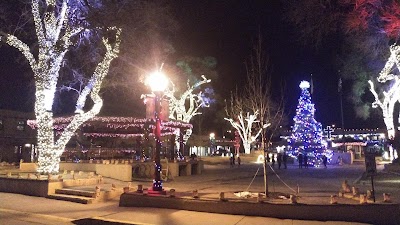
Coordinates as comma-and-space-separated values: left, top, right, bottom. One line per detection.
19, 163, 38, 171
332, 152, 353, 164
384, 163, 400, 173
167, 161, 203, 177
60, 162, 132, 182
62, 177, 102, 187
60, 162, 97, 172
96, 164, 132, 182
132, 160, 204, 179
19, 161, 203, 182
0, 177, 63, 197
120, 193, 400, 225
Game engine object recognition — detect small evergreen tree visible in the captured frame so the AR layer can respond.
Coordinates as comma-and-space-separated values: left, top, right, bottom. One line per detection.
290, 81, 324, 152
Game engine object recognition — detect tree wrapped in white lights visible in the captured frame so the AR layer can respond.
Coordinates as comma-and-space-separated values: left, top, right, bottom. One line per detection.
369, 44, 400, 139
369, 44, 400, 158
165, 75, 211, 123
0, 0, 121, 174
225, 111, 270, 154
164, 75, 211, 144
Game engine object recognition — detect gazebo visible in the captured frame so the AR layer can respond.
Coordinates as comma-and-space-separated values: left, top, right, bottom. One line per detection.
28, 116, 193, 161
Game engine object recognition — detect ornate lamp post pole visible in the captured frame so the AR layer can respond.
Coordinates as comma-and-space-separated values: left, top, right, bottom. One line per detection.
146, 71, 168, 193
209, 132, 215, 155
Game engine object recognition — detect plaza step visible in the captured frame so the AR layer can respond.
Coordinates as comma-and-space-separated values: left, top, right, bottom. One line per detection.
47, 193, 95, 204
55, 188, 97, 198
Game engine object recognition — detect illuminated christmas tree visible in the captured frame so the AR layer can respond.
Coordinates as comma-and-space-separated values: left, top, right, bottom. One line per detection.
290, 81, 324, 152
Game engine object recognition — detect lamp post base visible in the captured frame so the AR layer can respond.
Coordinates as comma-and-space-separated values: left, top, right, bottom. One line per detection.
148, 187, 167, 195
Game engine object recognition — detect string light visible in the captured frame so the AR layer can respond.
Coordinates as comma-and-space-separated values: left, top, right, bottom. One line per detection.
165, 75, 211, 123
29, 116, 192, 140
369, 44, 400, 140
289, 81, 324, 150
288, 80, 326, 165
225, 111, 270, 154
1, 1, 121, 174
164, 75, 211, 144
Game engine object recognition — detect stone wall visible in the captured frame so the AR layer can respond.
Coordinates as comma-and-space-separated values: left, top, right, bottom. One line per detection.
59, 162, 97, 172
120, 193, 400, 225
96, 164, 132, 182
19, 163, 38, 171
59, 162, 131, 182
0, 177, 62, 197
19, 160, 204, 182
332, 152, 353, 164
131, 160, 203, 179
384, 163, 400, 173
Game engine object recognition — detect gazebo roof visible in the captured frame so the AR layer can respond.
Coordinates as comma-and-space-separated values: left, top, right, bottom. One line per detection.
28, 116, 192, 138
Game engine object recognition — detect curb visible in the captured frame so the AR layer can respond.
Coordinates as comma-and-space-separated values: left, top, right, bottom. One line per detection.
73, 217, 152, 225
0, 208, 74, 223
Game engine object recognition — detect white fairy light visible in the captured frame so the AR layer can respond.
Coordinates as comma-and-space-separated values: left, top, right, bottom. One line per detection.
225, 111, 270, 154
165, 75, 211, 123
1, 1, 121, 174
163, 75, 211, 143
369, 44, 400, 141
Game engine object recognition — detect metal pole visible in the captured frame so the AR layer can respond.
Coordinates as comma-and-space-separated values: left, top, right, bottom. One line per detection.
339, 78, 346, 151
371, 175, 376, 203
152, 92, 163, 191
263, 156, 268, 197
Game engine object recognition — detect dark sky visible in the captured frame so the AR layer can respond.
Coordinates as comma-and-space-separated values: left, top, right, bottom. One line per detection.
171, 0, 378, 129
0, 1, 385, 130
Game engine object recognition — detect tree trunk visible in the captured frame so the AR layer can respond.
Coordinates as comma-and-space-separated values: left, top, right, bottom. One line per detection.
243, 142, 251, 154
263, 156, 268, 197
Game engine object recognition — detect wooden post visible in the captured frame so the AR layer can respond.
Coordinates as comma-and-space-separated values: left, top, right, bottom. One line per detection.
169, 189, 176, 197
330, 195, 338, 204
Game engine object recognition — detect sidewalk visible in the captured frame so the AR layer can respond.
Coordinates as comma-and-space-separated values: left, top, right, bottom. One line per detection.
0, 192, 369, 225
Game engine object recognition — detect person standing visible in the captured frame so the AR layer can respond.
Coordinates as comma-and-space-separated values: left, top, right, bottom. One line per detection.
303, 154, 308, 168
298, 153, 303, 169
237, 156, 241, 167
322, 155, 328, 168
271, 154, 276, 168
277, 153, 282, 169
283, 152, 288, 169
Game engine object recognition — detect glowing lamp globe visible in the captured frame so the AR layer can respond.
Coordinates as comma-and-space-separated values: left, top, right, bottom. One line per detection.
209, 132, 215, 139
147, 71, 168, 92
299, 81, 310, 89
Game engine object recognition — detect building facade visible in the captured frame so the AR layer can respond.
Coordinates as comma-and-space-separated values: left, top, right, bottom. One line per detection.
0, 110, 36, 163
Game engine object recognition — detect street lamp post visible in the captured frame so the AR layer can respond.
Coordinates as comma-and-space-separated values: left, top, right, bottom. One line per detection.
209, 132, 215, 155
153, 90, 163, 191
146, 71, 168, 193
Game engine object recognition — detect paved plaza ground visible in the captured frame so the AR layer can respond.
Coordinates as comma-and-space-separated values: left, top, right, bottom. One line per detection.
0, 156, 399, 224
158, 156, 400, 204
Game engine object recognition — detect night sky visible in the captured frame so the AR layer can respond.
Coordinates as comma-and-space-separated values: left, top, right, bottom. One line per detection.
0, 1, 385, 130
172, 1, 375, 129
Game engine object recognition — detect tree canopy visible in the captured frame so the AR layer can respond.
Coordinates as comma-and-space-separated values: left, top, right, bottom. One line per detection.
284, 0, 400, 120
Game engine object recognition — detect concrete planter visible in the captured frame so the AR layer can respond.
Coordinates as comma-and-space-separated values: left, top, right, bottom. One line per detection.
120, 193, 400, 225
0, 175, 102, 197
0, 177, 63, 197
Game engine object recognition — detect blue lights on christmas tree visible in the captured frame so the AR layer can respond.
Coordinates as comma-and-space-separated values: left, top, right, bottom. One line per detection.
290, 81, 324, 153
